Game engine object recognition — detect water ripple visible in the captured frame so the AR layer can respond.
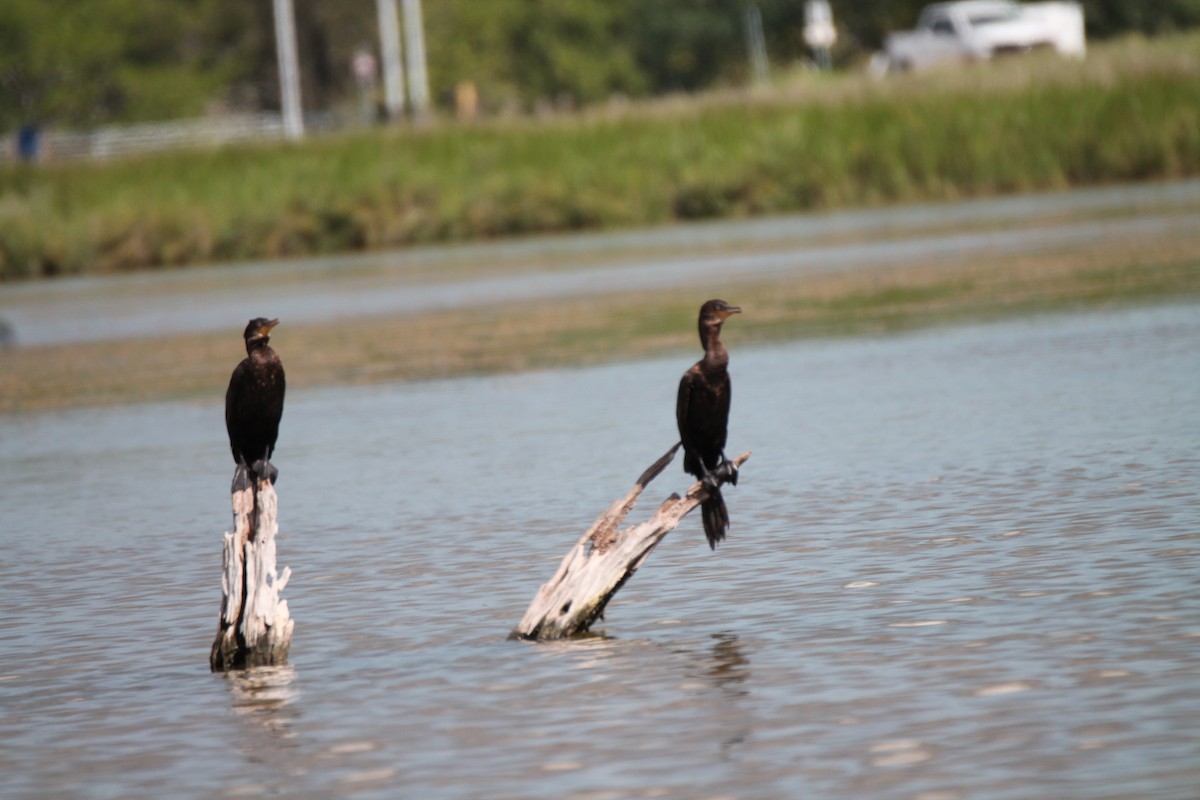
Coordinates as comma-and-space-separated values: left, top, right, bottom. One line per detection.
1, 304, 1198, 798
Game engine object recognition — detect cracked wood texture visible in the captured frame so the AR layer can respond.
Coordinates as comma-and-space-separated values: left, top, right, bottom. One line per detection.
210, 478, 293, 671
511, 445, 750, 641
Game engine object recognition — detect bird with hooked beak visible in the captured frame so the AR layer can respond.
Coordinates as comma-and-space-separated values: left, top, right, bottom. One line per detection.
676, 299, 741, 549
225, 317, 285, 491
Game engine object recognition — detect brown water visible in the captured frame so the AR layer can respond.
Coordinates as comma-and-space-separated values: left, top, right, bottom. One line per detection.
1, 302, 1197, 799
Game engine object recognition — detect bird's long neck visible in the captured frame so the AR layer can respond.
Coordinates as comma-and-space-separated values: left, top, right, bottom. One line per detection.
245, 337, 271, 356
700, 323, 728, 372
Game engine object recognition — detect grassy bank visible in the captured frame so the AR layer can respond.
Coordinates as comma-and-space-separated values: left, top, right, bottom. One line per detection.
2, 34, 1199, 281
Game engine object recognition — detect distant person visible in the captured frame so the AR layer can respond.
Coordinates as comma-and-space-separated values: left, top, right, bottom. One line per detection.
16, 124, 39, 163
456, 81, 478, 121
353, 47, 379, 124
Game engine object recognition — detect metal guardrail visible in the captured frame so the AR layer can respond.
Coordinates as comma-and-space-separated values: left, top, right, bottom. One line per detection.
4, 112, 343, 163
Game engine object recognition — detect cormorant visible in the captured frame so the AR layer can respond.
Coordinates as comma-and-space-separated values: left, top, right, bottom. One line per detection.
676, 299, 741, 549
225, 318, 285, 487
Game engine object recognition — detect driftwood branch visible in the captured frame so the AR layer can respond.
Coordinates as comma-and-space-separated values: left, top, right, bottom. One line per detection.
511, 445, 751, 641
211, 474, 293, 671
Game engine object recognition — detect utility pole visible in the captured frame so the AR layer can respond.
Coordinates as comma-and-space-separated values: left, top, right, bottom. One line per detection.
272, 0, 304, 139
376, 0, 406, 120
744, 3, 769, 85
402, 0, 430, 118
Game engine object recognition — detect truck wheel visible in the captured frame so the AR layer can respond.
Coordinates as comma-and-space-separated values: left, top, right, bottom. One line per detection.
867, 51, 892, 78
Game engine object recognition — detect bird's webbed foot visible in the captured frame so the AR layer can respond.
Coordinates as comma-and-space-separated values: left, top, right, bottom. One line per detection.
715, 456, 739, 487
700, 466, 722, 494
231, 462, 254, 494
251, 458, 279, 486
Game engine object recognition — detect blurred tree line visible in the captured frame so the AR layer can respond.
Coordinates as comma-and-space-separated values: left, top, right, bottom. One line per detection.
2, 0, 1198, 130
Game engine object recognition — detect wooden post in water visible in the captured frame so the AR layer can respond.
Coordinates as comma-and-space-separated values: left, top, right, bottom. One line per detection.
511, 445, 750, 641
211, 471, 293, 671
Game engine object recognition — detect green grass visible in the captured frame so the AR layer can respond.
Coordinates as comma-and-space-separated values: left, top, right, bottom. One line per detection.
2, 33, 1199, 281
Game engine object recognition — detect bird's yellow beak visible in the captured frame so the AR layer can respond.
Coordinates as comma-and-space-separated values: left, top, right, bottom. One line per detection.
259, 319, 280, 336
718, 306, 742, 321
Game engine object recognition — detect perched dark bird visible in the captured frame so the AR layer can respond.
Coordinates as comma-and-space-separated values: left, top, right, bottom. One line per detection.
225, 318, 285, 487
676, 299, 741, 549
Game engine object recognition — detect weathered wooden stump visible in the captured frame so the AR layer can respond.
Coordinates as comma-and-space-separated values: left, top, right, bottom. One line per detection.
511, 445, 750, 640
211, 470, 293, 672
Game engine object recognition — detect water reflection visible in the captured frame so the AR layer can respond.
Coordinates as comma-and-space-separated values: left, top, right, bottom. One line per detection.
224, 665, 300, 745
707, 632, 751, 695
704, 633, 753, 760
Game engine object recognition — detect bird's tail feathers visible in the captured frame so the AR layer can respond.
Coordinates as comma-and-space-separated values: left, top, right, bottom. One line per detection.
701, 488, 729, 550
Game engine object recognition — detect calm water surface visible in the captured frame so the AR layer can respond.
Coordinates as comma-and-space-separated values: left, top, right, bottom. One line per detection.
2, 303, 1198, 799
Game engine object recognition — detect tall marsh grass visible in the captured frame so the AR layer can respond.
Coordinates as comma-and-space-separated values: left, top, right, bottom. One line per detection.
2, 33, 1198, 281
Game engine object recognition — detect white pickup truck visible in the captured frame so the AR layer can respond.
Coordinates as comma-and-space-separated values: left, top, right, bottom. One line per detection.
877, 1, 1085, 74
